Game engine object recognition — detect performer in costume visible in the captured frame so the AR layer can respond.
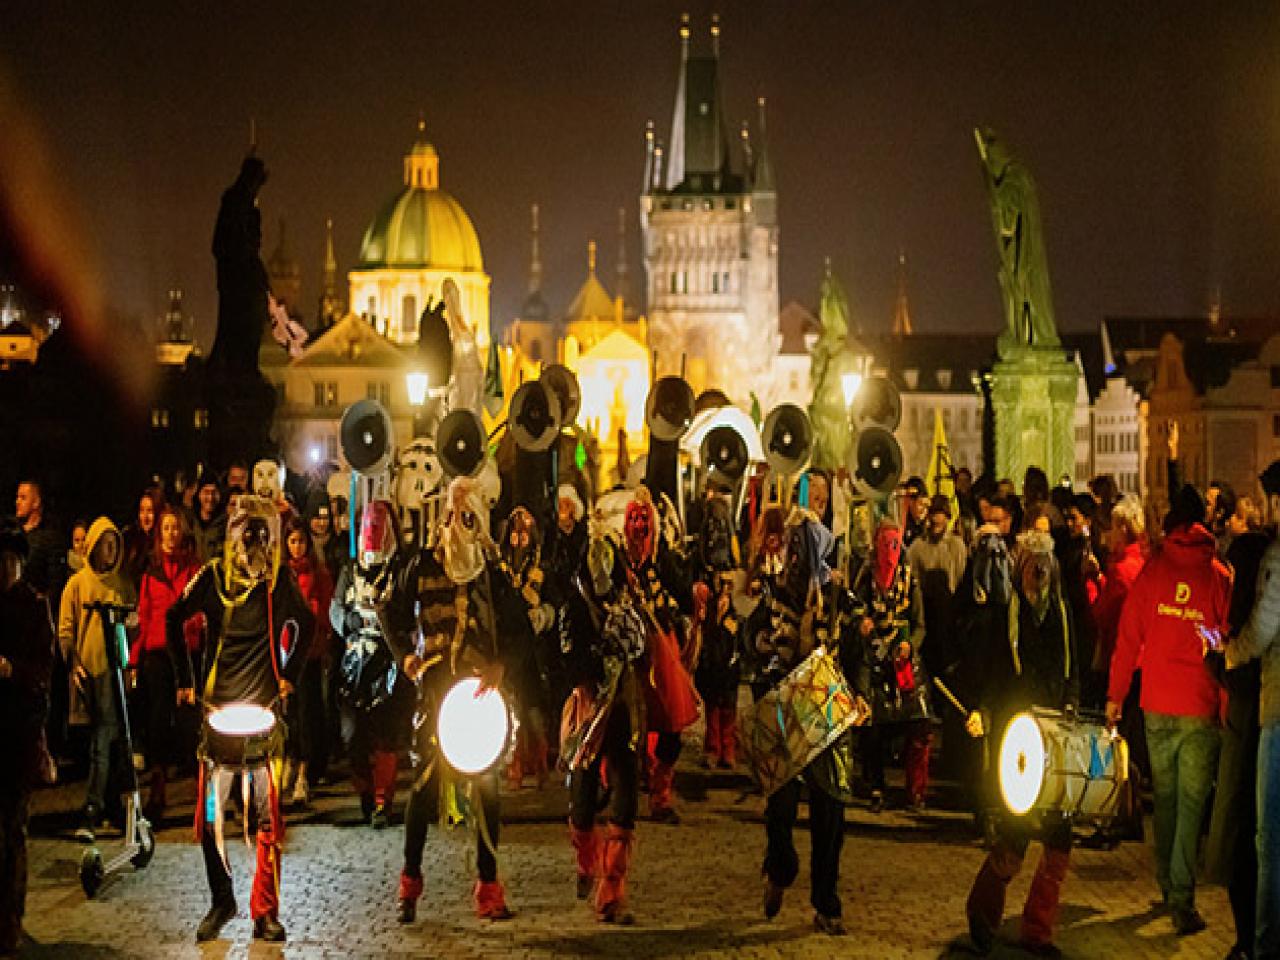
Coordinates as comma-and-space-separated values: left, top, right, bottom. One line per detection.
330, 501, 409, 827
620, 487, 698, 824
853, 521, 932, 812
742, 509, 867, 936
960, 531, 1078, 956
691, 490, 742, 769
385, 478, 516, 923
497, 506, 555, 790
167, 495, 315, 944
559, 521, 648, 923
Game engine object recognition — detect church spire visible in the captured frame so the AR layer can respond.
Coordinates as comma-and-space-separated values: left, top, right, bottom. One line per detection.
665, 13, 690, 190
642, 119, 656, 193
528, 203, 543, 296
615, 207, 629, 308
318, 217, 343, 328
752, 96, 775, 194
404, 116, 439, 189
891, 249, 913, 337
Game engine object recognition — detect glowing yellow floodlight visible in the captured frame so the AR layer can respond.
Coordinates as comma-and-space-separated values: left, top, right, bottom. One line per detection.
437, 676, 511, 775
999, 712, 1046, 816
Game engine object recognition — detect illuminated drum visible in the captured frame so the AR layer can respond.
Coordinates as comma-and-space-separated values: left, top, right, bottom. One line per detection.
203, 702, 279, 765
741, 646, 869, 797
998, 709, 1128, 822
436, 676, 515, 775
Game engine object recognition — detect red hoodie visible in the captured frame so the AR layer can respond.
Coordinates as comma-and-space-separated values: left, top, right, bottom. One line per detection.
288, 555, 334, 662
1091, 540, 1146, 673
1108, 524, 1231, 720
131, 554, 200, 665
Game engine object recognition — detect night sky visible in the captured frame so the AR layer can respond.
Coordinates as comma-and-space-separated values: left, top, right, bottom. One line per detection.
5, 1, 1279, 358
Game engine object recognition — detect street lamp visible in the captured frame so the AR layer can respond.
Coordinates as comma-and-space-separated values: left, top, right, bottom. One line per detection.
406, 370, 430, 438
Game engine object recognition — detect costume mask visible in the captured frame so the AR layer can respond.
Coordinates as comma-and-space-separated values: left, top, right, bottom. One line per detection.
586, 520, 618, 598
782, 521, 813, 603
395, 439, 442, 511
873, 523, 902, 594
224, 495, 280, 590
359, 499, 398, 570
624, 496, 656, 567
252, 459, 284, 502
438, 478, 489, 585
699, 495, 737, 573
756, 506, 787, 578
502, 506, 539, 571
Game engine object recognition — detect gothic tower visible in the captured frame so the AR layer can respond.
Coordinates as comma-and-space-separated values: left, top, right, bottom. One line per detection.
640, 13, 779, 403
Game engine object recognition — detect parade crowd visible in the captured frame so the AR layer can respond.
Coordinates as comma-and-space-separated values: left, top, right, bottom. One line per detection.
3, 427, 1280, 960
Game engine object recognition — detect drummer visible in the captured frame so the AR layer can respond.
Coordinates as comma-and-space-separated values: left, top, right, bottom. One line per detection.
382, 477, 518, 924
958, 530, 1078, 956
742, 508, 868, 936
167, 495, 315, 944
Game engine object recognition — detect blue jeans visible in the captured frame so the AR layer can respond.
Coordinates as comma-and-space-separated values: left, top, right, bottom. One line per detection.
84, 672, 120, 817
1257, 724, 1280, 959
1145, 711, 1220, 912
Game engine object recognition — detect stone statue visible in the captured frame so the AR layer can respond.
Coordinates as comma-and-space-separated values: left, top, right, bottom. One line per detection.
807, 260, 854, 470
442, 277, 483, 414
209, 155, 271, 377
975, 128, 1061, 356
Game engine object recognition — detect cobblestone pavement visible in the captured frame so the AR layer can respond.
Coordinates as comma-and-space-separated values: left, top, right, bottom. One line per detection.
20, 740, 1237, 960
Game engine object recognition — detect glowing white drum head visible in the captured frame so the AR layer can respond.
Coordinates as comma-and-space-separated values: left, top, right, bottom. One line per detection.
207, 703, 276, 738
999, 712, 1047, 816
437, 676, 511, 775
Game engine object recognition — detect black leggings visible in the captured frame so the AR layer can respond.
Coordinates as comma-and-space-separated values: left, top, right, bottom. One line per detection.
140, 650, 178, 767
763, 774, 845, 918
403, 756, 501, 883
570, 704, 640, 831
286, 659, 326, 767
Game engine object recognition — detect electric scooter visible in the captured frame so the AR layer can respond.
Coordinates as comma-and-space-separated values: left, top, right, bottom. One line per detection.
79, 600, 155, 897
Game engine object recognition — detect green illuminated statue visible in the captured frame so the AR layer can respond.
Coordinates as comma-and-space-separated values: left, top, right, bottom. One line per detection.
808, 259, 854, 470
975, 128, 1061, 357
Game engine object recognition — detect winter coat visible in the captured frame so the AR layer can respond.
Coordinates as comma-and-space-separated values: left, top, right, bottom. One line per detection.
1090, 540, 1145, 673
1109, 524, 1231, 721
56, 517, 135, 726
1227, 540, 1280, 728
907, 531, 967, 674
289, 555, 334, 663
0, 579, 54, 785
189, 511, 226, 566
131, 554, 199, 665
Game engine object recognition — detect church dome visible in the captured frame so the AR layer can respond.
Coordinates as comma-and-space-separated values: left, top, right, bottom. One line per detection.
358, 127, 484, 272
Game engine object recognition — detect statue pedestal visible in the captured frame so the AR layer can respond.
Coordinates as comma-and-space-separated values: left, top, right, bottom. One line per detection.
989, 347, 1078, 485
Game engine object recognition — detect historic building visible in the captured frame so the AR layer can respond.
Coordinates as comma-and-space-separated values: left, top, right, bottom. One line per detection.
640, 13, 779, 406
348, 121, 491, 349
148, 289, 208, 480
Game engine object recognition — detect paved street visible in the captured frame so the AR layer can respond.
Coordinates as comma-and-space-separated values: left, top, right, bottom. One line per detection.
20, 734, 1237, 960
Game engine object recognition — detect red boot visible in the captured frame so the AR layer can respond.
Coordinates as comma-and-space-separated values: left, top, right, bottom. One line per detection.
570, 824, 601, 900
595, 824, 635, 924
473, 879, 514, 920
397, 870, 423, 923
703, 708, 722, 766
1020, 846, 1069, 949
904, 729, 932, 807
371, 750, 397, 827
965, 844, 1024, 952
649, 761, 678, 823
250, 827, 281, 923
718, 707, 738, 768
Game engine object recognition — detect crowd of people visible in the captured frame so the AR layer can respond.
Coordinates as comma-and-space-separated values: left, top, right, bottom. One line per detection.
1, 427, 1279, 959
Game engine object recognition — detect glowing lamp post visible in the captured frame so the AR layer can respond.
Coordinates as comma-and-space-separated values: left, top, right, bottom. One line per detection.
406, 371, 429, 438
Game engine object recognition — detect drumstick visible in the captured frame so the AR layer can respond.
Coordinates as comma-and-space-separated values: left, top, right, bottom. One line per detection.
931, 676, 968, 717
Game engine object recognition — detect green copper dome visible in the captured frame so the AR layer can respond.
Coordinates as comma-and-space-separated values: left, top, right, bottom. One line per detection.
357, 133, 484, 272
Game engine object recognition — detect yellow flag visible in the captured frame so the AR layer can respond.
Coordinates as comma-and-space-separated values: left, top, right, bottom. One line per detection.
925, 408, 959, 524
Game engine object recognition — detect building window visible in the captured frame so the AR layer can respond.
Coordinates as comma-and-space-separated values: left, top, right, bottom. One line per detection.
326, 435, 339, 461
530, 340, 543, 362
681, 199, 693, 211
670, 272, 678, 294
366, 381, 390, 405
402, 294, 417, 330
711, 273, 719, 294
725, 198, 736, 210
702, 199, 713, 211
681, 272, 689, 294
937, 370, 952, 391
722, 271, 730, 292
151, 408, 169, 429
314, 382, 338, 408
366, 296, 376, 320
194, 408, 209, 430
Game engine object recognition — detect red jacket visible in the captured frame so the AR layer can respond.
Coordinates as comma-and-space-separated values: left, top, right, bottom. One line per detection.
1091, 540, 1146, 673
132, 555, 200, 665
1108, 524, 1231, 720
289, 556, 334, 662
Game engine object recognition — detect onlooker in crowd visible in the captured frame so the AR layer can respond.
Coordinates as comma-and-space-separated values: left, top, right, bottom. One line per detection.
1107, 484, 1232, 936
14, 480, 64, 602
306, 496, 345, 578
281, 516, 334, 807
1022, 466, 1062, 533
67, 520, 89, 575
1058, 495, 1104, 708
224, 460, 250, 497
0, 520, 54, 956
330, 494, 352, 561
129, 506, 200, 822
1209, 489, 1272, 960
189, 478, 225, 565
57, 517, 135, 841
1207, 480, 1238, 555
1088, 474, 1120, 567
901, 477, 928, 547
121, 488, 162, 590
954, 467, 978, 524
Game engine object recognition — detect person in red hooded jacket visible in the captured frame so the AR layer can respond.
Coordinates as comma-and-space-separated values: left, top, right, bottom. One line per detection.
130, 505, 200, 820
1107, 483, 1232, 937
281, 516, 333, 808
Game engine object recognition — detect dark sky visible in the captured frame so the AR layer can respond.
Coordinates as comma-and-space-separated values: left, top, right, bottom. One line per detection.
6, 1, 1280, 356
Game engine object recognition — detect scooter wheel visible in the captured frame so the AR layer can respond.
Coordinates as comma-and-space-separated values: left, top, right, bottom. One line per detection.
131, 819, 156, 869
80, 848, 104, 897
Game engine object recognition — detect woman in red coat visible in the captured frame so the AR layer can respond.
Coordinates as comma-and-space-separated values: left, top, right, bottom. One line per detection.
130, 505, 200, 820
282, 516, 334, 806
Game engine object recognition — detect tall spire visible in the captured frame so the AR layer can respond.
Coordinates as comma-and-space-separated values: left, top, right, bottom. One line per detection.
652, 140, 666, 191
739, 120, 753, 175
587, 239, 597, 277
528, 203, 543, 296
642, 119, 656, 193
404, 116, 439, 189
665, 13, 690, 189
752, 96, 775, 193
318, 217, 343, 328
891, 249, 913, 337
615, 207, 629, 308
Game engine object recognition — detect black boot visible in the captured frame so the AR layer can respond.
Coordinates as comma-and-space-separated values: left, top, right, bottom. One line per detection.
253, 915, 287, 942
195, 898, 237, 942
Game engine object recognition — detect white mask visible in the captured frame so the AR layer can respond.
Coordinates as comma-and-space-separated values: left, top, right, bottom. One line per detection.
252, 459, 284, 501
